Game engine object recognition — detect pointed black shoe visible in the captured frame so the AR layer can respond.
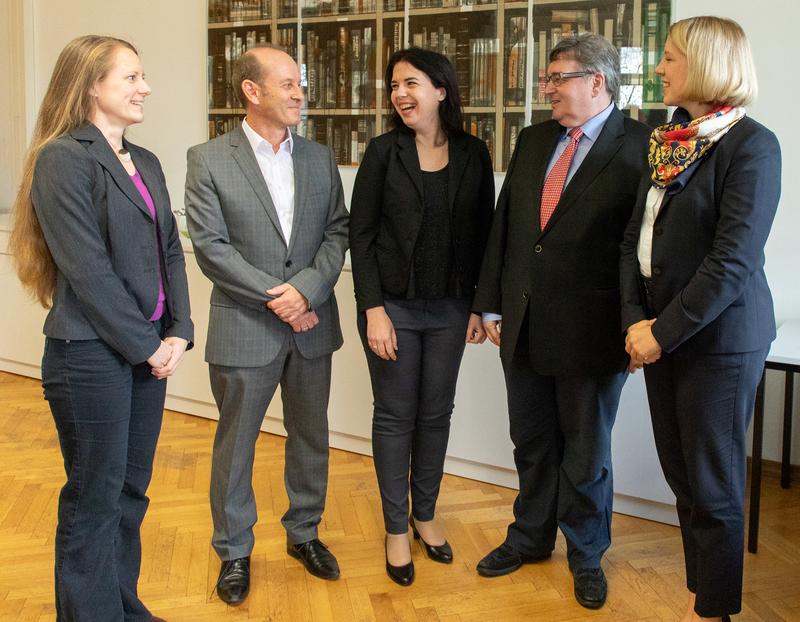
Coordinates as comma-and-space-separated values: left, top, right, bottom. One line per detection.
476, 542, 552, 577
573, 567, 607, 609
216, 556, 250, 605
287, 539, 340, 580
385, 536, 415, 586
410, 517, 453, 564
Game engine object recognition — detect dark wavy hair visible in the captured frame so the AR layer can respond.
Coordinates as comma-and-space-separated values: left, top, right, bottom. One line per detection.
384, 47, 464, 135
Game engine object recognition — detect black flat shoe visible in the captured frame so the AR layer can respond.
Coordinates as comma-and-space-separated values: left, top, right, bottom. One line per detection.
410, 516, 453, 564
287, 539, 340, 580
385, 536, 414, 586
573, 567, 607, 609
216, 556, 250, 605
476, 542, 552, 577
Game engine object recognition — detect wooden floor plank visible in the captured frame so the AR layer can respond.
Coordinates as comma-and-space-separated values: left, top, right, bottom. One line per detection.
0, 371, 798, 620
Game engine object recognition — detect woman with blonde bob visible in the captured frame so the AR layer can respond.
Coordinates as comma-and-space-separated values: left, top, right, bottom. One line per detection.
10, 35, 192, 621
620, 16, 780, 622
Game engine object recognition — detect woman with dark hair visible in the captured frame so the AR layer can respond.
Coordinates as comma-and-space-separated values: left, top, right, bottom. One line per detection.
621, 16, 780, 622
9, 35, 192, 621
349, 47, 495, 586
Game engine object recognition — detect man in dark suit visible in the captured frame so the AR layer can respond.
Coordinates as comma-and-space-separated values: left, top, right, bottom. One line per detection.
185, 45, 348, 604
472, 34, 649, 609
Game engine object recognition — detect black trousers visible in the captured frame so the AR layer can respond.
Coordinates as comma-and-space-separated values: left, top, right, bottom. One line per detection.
503, 328, 627, 570
42, 332, 166, 622
643, 346, 767, 617
358, 297, 471, 534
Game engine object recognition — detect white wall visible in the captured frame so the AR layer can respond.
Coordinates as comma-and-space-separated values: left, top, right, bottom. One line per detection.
1, 0, 797, 467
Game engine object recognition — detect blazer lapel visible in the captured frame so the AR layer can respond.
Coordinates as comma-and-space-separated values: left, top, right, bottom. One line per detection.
130, 142, 171, 245
229, 126, 287, 246
541, 107, 625, 236
286, 135, 307, 257
396, 132, 424, 203
447, 133, 469, 213
71, 124, 152, 220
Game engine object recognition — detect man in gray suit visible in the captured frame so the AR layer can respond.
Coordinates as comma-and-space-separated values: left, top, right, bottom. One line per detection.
185, 45, 349, 604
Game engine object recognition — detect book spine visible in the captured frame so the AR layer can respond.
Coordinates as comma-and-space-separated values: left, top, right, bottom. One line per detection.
334, 27, 347, 108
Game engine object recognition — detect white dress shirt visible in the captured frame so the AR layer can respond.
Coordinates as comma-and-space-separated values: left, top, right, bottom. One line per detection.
241, 118, 295, 244
637, 186, 667, 278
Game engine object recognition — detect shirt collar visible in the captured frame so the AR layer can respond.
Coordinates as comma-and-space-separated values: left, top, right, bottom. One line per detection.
561, 101, 615, 142
241, 118, 294, 155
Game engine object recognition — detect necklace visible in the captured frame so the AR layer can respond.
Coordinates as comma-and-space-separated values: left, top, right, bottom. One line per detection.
118, 148, 132, 163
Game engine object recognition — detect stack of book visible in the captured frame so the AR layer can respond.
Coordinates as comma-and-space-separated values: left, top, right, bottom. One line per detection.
208, 29, 270, 109
209, 0, 270, 22
304, 25, 374, 109
300, 117, 376, 164
464, 115, 494, 156
469, 38, 497, 106
301, 0, 377, 16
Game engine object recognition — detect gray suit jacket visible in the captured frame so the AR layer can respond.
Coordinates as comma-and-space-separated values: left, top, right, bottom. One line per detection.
185, 127, 349, 367
31, 123, 194, 365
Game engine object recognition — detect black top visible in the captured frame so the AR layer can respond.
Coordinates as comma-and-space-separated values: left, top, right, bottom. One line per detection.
349, 129, 496, 312
412, 166, 456, 299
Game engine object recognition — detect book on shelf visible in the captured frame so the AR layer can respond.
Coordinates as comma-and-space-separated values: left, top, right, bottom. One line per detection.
505, 15, 527, 106
336, 26, 348, 108
589, 8, 599, 34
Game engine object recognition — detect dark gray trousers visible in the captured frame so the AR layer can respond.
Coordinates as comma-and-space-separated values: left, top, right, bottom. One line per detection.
503, 331, 627, 570
209, 335, 332, 560
358, 298, 471, 534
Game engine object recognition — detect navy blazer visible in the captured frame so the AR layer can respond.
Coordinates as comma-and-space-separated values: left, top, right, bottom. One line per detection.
620, 115, 781, 354
31, 123, 193, 364
349, 129, 495, 312
474, 108, 650, 376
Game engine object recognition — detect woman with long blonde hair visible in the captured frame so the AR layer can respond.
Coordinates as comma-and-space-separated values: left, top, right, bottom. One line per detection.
10, 35, 193, 621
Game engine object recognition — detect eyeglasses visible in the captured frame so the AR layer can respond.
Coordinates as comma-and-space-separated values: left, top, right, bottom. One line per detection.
543, 71, 594, 87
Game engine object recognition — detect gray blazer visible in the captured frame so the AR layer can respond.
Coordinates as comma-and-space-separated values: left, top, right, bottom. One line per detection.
31, 123, 194, 365
185, 127, 349, 367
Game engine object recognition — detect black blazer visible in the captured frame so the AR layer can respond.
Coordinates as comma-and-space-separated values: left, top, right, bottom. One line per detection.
31, 123, 194, 365
620, 115, 781, 354
474, 107, 650, 376
349, 129, 495, 311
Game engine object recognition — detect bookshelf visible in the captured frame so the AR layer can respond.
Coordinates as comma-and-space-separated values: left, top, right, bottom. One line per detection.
207, 0, 671, 170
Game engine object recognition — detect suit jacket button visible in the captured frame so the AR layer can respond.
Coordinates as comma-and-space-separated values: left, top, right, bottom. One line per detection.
652, 266, 662, 276
285, 260, 292, 267
534, 244, 543, 253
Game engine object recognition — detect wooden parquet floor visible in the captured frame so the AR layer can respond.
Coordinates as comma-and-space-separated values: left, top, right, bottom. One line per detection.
0, 371, 798, 621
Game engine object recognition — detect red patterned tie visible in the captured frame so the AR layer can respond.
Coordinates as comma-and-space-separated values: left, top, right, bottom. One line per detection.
539, 127, 584, 229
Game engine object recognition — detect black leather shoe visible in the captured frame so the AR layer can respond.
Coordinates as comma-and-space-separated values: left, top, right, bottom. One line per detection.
573, 567, 607, 609
476, 542, 551, 577
216, 556, 250, 605
287, 539, 340, 580
385, 536, 414, 586
410, 517, 453, 564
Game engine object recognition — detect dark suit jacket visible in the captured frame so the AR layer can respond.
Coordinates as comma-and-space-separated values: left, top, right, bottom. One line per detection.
474, 107, 650, 376
31, 123, 193, 365
349, 129, 495, 311
620, 115, 781, 354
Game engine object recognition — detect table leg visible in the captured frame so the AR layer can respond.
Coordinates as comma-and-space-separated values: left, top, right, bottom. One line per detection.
782, 372, 794, 489
748, 369, 766, 554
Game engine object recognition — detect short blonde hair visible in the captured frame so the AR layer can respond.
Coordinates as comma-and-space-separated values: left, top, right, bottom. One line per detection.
668, 16, 757, 107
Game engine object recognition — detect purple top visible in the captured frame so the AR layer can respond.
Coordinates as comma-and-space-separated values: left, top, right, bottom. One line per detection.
130, 171, 166, 321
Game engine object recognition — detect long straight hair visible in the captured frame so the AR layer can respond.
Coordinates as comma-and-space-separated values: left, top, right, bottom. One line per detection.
9, 35, 137, 308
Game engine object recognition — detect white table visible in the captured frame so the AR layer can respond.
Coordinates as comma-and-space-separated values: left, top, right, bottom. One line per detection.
748, 319, 800, 553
